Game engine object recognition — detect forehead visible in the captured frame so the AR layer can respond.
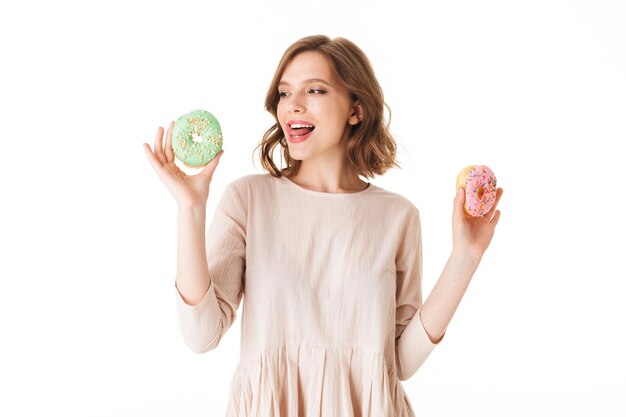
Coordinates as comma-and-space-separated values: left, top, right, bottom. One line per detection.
279, 51, 334, 85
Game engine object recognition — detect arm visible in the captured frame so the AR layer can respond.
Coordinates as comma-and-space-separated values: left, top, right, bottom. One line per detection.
395, 206, 441, 381
417, 186, 504, 363
175, 203, 211, 306
395, 186, 503, 381
419, 251, 481, 344
174, 183, 246, 354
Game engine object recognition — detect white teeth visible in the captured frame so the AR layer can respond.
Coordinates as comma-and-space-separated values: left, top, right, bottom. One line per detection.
290, 123, 314, 129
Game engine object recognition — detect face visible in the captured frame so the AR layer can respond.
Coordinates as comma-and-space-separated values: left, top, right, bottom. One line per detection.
276, 51, 361, 162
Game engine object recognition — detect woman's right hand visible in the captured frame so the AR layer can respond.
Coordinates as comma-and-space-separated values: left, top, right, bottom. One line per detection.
143, 121, 224, 208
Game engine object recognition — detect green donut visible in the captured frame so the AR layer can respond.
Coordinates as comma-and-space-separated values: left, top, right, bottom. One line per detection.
171, 109, 223, 167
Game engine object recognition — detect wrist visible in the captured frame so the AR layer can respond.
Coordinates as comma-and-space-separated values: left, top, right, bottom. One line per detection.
178, 201, 207, 214
450, 247, 482, 267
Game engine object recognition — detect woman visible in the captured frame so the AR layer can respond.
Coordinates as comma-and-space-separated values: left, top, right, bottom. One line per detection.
143, 34, 503, 417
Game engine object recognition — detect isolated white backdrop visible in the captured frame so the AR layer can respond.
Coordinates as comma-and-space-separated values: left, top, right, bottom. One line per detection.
1, 0, 624, 416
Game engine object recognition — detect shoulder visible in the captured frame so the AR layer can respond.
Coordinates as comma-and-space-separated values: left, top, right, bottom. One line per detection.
225, 173, 275, 193
369, 184, 420, 219
222, 173, 282, 206
214, 175, 268, 215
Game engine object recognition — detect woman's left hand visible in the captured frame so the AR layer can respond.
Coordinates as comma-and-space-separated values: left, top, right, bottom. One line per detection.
452, 187, 504, 260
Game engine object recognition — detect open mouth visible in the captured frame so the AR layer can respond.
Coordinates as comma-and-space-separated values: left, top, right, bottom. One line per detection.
287, 123, 316, 138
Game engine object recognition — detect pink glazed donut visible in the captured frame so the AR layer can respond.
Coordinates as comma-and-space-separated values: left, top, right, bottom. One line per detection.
456, 165, 498, 217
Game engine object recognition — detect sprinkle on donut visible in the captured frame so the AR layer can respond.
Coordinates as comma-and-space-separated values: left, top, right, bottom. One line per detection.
171, 109, 223, 168
456, 165, 497, 217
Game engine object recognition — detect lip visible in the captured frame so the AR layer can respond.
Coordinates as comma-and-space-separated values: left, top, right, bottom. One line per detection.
287, 119, 315, 126
285, 119, 316, 142
287, 129, 314, 143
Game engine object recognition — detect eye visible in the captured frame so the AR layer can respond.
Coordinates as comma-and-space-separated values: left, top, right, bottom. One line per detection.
278, 89, 326, 99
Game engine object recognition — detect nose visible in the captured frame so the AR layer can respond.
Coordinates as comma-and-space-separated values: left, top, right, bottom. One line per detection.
286, 93, 305, 113
288, 102, 304, 113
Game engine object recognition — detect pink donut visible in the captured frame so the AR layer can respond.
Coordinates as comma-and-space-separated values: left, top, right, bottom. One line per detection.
456, 165, 498, 217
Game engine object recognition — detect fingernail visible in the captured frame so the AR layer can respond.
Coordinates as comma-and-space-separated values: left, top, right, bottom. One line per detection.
457, 187, 463, 196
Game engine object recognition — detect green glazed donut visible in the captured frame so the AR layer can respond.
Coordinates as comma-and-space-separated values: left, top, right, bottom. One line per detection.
171, 109, 223, 167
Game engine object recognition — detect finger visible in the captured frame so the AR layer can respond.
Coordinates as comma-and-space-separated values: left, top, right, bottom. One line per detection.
164, 121, 175, 163
201, 150, 224, 179
453, 187, 466, 221
494, 187, 503, 208
154, 126, 166, 164
489, 209, 501, 226
143, 142, 164, 173
487, 187, 504, 215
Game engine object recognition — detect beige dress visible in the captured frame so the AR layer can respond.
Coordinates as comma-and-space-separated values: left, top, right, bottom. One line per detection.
174, 174, 445, 417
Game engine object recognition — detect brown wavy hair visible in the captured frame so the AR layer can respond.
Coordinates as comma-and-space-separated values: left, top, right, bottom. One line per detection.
253, 34, 402, 180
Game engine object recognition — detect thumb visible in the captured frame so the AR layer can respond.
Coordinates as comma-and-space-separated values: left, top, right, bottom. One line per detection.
454, 187, 466, 220
200, 150, 224, 179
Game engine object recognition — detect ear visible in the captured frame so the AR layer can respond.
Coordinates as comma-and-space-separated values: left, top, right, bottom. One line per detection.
348, 101, 363, 125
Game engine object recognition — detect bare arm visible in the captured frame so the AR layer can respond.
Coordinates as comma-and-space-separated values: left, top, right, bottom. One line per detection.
420, 251, 481, 344
144, 122, 239, 353
175, 202, 211, 306
421, 186, 504, 343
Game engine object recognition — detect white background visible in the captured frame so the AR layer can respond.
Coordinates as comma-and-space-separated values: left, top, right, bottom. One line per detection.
1, 0, 624, 415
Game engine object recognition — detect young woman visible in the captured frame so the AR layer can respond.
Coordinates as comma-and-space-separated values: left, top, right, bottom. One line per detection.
144, 34, 503, 417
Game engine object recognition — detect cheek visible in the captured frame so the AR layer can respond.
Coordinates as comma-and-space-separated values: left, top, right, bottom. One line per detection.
276, 104, 286, 123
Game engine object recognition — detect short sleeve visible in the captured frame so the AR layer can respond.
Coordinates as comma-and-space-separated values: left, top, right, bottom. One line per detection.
394, 205, 444, 381
174, 181, 246, 353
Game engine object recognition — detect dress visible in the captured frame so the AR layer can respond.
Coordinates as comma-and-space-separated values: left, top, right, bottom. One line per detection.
174, 173, 445, 417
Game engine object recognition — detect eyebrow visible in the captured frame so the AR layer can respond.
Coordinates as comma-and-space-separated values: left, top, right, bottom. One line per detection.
278, 78, 332, 87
